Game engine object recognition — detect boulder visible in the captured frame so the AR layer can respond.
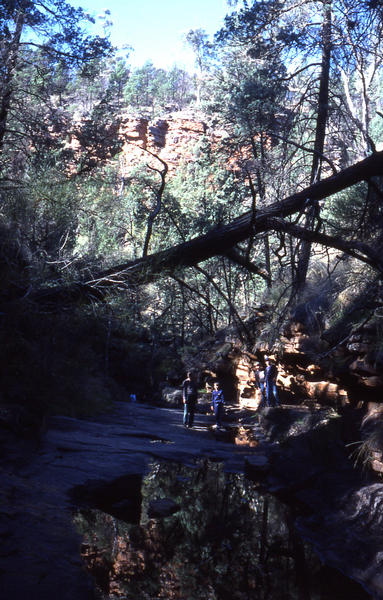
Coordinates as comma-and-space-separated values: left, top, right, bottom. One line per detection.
161, 387, 183, 407
259, 406, 341, 445
360, 403, 383, 474
304, 380, 342, 403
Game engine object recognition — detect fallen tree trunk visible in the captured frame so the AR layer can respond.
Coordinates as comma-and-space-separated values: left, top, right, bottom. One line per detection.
31, 151, 383, 306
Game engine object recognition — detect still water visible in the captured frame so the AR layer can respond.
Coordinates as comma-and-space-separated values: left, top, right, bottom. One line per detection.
73, 459, 370, 600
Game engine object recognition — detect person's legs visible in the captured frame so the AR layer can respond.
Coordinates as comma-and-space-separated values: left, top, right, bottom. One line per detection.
188, 401, 195, 428
219, 403, 224, 427
266, 383, 273, 407
183, 403, 189, 426
215, 403, 223, 428
260, 382, 266, 407
272, 383, 279, 407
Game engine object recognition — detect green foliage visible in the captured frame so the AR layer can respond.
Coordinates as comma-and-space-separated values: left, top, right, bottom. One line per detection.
185, 28, 213, 72
124, 61, 194, 112
106, 57, 131, 110
0, 0, 112, 65
323, 182, 383, 243
169, 137, 245, 235
0, 0, 382, 419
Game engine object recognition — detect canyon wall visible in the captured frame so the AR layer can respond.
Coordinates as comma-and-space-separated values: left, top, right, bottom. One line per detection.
118, 111, 211, 175
65, 109, 240, 177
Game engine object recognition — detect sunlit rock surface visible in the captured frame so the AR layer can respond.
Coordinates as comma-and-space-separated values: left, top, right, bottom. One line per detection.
62, 109, 231, 178
119, 111, 223, 176
280, 319, 383, 403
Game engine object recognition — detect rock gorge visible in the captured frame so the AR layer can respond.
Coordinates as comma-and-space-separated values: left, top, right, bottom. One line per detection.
118, 111, 211, 175
68, 109, 383, 476
163, 307, 383, 476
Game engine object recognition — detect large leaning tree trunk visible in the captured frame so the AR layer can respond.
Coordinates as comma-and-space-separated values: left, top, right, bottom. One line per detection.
27, 150, 383, 308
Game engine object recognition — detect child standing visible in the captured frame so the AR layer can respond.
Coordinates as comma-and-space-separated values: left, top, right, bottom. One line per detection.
211, 381, 225, 429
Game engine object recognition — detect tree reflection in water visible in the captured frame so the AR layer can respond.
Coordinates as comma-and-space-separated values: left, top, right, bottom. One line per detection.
73, 459, 369, 600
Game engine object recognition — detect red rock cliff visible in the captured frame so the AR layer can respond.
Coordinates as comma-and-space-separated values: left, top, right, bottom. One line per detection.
118, 110, 220, 175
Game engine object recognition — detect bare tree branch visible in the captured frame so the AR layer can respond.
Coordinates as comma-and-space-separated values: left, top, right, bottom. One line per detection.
224, 248, 271, 283
270, 132, 337, 175
142, 153, 168, 257
265, 217, 383, 274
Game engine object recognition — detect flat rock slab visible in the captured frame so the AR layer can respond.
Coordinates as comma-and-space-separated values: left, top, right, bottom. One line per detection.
1, 402, 382, 599
0, 402, 267, 600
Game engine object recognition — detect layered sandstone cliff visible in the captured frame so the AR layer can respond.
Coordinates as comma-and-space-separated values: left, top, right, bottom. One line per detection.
118, 111, 211, 175
65, 110, 234, 177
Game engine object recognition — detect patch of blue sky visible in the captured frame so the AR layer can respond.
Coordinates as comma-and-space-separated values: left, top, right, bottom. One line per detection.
68, 0, 230, 71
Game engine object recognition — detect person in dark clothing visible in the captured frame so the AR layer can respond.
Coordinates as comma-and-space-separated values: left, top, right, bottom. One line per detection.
264, 356, 279, 407
182, 371, 198, 428
253, 361, 266, 407
211, 381, 225, 429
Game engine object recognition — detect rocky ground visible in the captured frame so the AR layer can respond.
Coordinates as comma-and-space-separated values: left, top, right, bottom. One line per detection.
0, 401, 382, 599
0, 402, 269, 600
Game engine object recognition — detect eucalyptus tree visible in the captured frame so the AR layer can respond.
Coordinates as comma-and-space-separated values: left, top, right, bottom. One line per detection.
124, 61, 164, 110
330, 0, 383, 160
0, 1, 127, 292
124, 62, 194, 112
166, 138, 263, 339
185, 28, 213, 106
165, 64, 195, 109
207, 8, 291, 292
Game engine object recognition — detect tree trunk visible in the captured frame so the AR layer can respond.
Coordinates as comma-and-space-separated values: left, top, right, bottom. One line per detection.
30, 151, 383, 307
0, 9, 25, 151
293, 0, 332, 296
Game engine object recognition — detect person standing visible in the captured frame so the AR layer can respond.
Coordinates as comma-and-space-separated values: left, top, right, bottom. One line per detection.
211, 381, 225, 429
264, 356, 279, 407
253, 362, 266, 407
182, 371, 198, 428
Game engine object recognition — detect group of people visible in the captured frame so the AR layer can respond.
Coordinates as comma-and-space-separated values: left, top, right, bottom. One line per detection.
182, 372, 225, 430
250, 356, 279, 408
181, 356, 279, 430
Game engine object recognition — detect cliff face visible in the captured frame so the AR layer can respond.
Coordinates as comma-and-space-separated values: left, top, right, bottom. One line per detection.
64, 110, 232, 177
118, 111, 209, 174
279, 320, 383, 404
182, 313, 376, 406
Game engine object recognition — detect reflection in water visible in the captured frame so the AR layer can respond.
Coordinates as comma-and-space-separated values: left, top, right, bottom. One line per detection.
73, 460, 370, 600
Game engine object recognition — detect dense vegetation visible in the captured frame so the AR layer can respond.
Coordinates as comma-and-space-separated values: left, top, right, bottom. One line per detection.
1, 0, 383, 416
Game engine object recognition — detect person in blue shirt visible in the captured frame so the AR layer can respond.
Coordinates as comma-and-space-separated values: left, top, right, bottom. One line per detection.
253, 361, 266, 407
264, 356, 279, 407
211, 381, 224, 429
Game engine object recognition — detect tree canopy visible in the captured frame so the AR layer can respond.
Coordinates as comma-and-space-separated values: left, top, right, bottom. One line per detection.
1, 0, 383, 412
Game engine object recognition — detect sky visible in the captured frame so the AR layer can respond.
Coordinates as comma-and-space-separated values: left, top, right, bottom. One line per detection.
70, 0, 231, 71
